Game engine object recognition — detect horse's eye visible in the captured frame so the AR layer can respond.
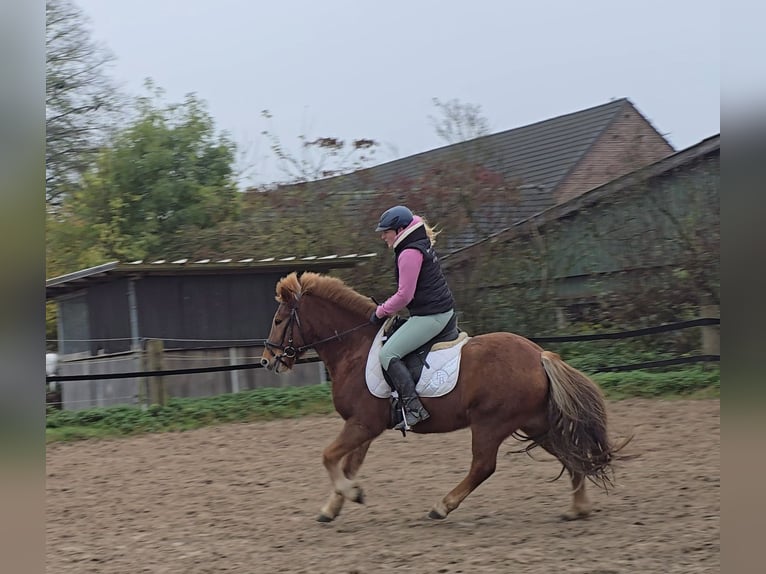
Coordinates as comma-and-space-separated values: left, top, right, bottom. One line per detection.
274, 318, 282, 325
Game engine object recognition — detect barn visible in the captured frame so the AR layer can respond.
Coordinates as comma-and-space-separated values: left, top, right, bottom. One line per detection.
46, 253, 376, 410
441, 134, 720, 337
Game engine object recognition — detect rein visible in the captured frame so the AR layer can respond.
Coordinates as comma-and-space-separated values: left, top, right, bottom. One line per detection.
264, 305, 370, 367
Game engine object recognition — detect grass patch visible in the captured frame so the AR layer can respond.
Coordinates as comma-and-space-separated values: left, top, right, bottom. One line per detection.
47, 384, 335, 443
46, 425, 123, 442
593, 365, 719, 399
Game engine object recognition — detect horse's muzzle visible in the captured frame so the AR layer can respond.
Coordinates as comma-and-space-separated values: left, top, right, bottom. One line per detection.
260, 357, 272, 370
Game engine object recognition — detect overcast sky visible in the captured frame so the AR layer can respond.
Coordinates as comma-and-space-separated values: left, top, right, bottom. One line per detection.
74, 0, 723, 187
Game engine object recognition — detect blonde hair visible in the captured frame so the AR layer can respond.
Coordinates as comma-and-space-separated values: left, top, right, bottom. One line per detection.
418, 215, 441, 246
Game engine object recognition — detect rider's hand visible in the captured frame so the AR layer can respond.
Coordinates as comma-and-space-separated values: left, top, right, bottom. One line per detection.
370, 310, 384, 325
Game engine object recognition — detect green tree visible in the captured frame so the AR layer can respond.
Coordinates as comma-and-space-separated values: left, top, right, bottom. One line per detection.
47, 85, 240, 267
46, 0, 121, 205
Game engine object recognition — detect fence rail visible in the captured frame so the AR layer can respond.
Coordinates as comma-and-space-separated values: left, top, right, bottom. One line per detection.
46, 357, 320, 383
47, 317, 719, 384
529, 317, 720, 343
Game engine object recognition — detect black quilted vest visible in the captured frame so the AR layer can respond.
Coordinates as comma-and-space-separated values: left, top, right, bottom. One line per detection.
394, 224, 455, 316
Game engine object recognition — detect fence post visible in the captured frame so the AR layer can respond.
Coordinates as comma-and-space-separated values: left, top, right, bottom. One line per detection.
229, 347, 240, 393
135, 345, 146, 407
146, 339, 166, 406
701, 304, 720, 356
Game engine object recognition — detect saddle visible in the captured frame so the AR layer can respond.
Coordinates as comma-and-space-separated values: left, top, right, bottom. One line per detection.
382, 313, 462, 384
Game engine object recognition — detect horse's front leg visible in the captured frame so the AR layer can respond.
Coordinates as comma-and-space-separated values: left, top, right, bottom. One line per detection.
318, 421, 376, 521
318, 439, 372, 522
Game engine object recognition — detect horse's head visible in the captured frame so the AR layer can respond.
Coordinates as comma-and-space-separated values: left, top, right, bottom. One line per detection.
260, 271, 377, 373
261, 272, 308, 372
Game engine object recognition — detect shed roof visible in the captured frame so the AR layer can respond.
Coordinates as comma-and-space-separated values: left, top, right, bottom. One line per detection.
46, 253, 377, 299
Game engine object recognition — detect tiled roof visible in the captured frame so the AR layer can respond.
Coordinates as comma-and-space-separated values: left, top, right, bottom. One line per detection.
263, 99, 644, 251
369, 99, 628, 195
278, 99, 631, 206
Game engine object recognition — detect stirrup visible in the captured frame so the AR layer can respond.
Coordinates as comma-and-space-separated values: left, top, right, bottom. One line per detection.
393, 409, 430, 432
394, 418, 411, 432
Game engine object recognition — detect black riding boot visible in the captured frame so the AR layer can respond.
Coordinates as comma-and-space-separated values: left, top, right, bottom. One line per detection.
384, 358, 430, 430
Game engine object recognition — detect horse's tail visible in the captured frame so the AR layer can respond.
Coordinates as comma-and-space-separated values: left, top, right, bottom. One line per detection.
540, 350, 626, 491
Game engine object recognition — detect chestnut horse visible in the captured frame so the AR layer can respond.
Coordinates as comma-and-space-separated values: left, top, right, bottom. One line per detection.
261, 272, 623, 523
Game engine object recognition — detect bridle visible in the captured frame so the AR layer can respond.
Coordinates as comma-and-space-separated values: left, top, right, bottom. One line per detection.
264, 307, 303, 367
264, 300, 371, 370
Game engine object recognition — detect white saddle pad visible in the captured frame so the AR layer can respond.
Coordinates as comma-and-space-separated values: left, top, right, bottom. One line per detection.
365, 326, 470, 399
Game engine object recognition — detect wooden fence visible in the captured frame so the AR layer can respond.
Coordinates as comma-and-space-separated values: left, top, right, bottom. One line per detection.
47, 316, 719, 411
50, 343, 324, 411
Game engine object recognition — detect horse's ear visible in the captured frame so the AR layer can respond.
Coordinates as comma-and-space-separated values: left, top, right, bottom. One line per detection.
276, 272, 300, 304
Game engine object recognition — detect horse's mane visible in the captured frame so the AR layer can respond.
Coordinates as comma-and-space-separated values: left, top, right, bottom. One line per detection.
276, 272, 376, 318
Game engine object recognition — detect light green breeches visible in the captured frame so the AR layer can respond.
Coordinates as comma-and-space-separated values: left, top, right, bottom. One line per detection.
379, 310, 454, 370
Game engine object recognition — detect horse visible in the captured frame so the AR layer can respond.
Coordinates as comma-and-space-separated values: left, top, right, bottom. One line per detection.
260, 271, 625, 523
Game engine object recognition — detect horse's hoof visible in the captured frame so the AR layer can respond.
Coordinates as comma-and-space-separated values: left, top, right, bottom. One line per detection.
351, 487, 365, 504
316, 513, 334, 523
428, 509, 446, 520
560, 510, 590, 521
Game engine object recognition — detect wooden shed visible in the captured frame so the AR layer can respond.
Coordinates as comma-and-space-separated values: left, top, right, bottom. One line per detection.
46, 253, 376, 410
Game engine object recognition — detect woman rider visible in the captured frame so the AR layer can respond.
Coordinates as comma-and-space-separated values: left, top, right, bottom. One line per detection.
371, 205, 456, 431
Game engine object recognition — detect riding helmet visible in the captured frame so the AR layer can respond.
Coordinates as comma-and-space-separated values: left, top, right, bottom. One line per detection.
375, 205, 413, 232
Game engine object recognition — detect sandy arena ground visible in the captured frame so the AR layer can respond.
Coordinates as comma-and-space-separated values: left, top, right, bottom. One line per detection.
47, 398, 720, 573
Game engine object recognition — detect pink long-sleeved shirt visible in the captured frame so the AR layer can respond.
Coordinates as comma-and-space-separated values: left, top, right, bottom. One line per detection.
375, 217, 425, 318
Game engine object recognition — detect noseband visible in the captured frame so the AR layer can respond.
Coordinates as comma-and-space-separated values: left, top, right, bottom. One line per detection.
265, 302, 372, 368
264, 307, 304, 368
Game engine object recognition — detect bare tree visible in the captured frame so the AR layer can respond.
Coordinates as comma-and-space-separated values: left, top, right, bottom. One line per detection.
46, 0, 120, 205
428, 97, 490, 144
259, 109, 379, 185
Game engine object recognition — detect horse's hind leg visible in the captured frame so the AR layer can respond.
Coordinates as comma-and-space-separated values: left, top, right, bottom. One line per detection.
318, 439, 372, 522
532, 435, 592, 520
561, 469, 592, 520
429, 424, 507, 520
